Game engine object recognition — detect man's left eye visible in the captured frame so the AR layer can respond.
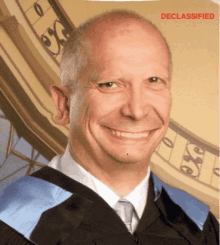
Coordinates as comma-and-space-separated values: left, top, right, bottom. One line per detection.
149, 77, 160, 83
147, 77, 168, 90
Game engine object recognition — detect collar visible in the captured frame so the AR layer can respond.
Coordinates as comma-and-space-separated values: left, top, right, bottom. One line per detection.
91, 168, 150, 219
48, 147, 150, 219
122, 170, 150, 219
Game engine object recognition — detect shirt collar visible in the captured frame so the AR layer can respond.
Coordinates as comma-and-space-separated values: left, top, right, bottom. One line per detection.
48, 147, 96, 192
123, 169, 150, 219
49, 147, 150, 219
91, 167, 150, 219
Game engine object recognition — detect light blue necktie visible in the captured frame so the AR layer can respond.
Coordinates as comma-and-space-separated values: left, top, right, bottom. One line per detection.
114, 198, 134, 233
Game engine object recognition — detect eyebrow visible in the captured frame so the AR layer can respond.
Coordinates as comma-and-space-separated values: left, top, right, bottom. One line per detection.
89, 74, 123, 84
87, 70, 101, 83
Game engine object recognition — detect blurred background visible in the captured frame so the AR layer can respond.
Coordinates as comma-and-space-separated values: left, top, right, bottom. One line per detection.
0, 0, 219, 219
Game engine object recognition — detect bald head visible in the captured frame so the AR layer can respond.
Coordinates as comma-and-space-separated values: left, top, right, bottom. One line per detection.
60, 10, 171, 92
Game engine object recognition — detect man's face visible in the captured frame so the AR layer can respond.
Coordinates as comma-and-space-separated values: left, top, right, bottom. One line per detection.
69, 24, 171, 165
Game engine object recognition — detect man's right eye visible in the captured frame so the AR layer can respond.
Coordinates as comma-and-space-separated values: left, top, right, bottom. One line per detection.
98, 82, 117, 88
97, 81, 122, 93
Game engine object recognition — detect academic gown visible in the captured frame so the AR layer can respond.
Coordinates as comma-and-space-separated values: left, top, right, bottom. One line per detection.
0, 166, 219, 245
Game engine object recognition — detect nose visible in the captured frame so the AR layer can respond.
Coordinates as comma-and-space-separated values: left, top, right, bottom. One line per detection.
121, 87, 150, 121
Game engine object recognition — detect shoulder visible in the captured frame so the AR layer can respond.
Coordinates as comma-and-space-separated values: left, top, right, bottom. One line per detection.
152, 173, 219, 235
0, 172, 72, 240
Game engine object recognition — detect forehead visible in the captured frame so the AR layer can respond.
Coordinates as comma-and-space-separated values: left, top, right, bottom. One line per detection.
88, 21, 170, 73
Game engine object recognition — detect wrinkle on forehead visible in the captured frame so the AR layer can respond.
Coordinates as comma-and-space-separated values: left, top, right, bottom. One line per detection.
84, 17, 157, 40
77, 16, 171, 83
82, 18, 170, 62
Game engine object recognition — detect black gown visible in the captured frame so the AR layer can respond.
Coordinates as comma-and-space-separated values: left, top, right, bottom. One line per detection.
0, 166, 219, 245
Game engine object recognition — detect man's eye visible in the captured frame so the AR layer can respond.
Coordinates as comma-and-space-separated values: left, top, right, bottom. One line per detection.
147, 77, 168, 90
149, 77, 160, 83
97, 81, 122, 93
98, 82, 116, 88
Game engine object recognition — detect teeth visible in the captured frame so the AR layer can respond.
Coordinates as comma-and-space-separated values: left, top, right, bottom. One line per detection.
110, 129, 150, 139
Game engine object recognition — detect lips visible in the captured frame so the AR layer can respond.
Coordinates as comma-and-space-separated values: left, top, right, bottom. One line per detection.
106, 127, 152, 139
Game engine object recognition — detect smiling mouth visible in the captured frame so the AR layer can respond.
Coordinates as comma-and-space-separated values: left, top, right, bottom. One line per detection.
106, 127, 152, 139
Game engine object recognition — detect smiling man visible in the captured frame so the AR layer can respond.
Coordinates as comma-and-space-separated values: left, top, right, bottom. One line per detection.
55, 12, 172, 197
0, 10, 218, 245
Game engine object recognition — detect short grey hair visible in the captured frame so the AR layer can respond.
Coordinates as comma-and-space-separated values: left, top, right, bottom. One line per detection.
60, 10, 171, 93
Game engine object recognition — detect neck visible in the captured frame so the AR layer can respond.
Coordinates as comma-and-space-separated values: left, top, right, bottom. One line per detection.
68, 142, 150, 197
98, 167, 149, 197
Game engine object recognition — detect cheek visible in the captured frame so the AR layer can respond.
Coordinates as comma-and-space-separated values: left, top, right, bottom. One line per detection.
161, 96, 171, 113
69, 92, 90, 126
88, 92, 123, 119
162, 96, 172, 121
152, 91, 172, 120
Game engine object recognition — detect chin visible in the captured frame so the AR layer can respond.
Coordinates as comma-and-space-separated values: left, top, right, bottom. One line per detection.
104, 145, 152, 164
113, 155, 149, 164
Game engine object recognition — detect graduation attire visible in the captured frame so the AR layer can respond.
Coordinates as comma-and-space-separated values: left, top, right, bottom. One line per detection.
0, 164, 219, 245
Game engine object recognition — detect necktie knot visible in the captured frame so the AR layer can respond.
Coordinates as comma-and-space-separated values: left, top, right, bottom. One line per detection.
114, 198, 134, 232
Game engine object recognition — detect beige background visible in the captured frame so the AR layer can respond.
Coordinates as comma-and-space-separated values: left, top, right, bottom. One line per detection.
59, 0, 219, 147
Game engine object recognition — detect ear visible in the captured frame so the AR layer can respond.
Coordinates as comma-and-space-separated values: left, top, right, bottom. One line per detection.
50, 84, 70, 125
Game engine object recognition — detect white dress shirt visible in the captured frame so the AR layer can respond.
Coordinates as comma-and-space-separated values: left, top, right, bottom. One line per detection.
48, 147, 150, 232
